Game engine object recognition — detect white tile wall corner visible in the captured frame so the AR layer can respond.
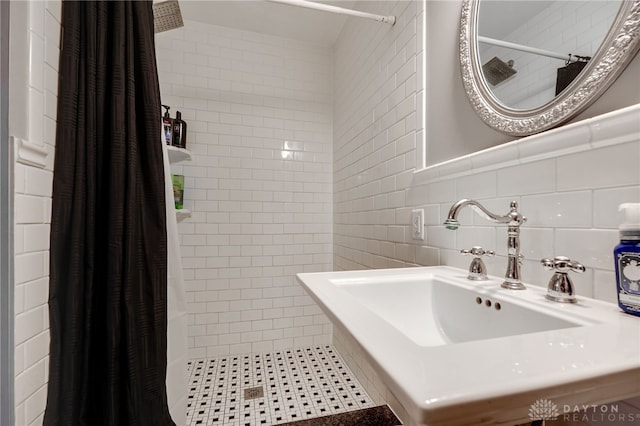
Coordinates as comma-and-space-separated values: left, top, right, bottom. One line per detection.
156, 20, 334, 359
11, 1, 61, 425
333, 0, 424, 271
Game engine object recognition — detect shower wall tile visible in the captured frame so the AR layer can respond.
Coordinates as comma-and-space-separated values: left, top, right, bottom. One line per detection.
333, 0, 424, 271
157, 20, 333, 359
12, 2, 61, 424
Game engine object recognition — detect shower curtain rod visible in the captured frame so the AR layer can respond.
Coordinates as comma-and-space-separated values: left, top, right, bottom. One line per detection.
265, 0, 396, 25
478, 36, 577, 62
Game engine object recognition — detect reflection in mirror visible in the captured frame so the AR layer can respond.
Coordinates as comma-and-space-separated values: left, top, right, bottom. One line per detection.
459, 0, 640, 136
477, 0, 622, 109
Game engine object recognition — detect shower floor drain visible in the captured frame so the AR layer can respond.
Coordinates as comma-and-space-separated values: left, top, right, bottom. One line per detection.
244, 386, 264, 400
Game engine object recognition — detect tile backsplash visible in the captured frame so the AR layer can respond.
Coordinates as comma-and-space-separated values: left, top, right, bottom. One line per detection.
336, 58, 640, 303
332, 1, 640, 306
414, 106, 640, 302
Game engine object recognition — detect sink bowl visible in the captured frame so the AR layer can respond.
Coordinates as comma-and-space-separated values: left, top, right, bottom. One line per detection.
297, 266, 640, 425
335, 274, 590, 347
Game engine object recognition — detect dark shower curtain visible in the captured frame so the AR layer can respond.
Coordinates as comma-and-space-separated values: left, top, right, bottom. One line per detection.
45, 1, 174, 425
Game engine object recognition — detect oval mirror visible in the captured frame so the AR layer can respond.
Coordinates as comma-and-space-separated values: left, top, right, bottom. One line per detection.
459, 0, 640, 136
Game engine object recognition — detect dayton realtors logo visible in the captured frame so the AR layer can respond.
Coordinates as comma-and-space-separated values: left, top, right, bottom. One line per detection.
528, 399, 560, 421
529, 399, 640, 423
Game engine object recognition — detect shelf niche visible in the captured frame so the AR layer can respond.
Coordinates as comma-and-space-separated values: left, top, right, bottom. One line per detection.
176, 209, 191, 222
166, 145, 192, 222
167, 145, 192, 163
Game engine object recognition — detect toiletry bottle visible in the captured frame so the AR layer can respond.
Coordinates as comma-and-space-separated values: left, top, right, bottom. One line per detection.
614, 203, 640, 316
162, 104, 173, 145
172, 110, 187, 149
172, 174, 184, 210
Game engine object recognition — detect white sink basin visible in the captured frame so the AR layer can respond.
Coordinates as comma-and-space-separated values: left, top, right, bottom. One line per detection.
297, 266, 640, 425
336, 275, 590, 347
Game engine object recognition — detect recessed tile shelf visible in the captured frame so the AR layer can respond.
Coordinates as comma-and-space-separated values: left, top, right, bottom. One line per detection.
167, 146, 191, 222
167, 145, 192, 163
176, 208, 191, 221
13, 136, 49, 169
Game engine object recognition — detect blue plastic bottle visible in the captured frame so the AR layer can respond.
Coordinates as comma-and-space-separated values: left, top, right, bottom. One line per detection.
614, 203, 640, 317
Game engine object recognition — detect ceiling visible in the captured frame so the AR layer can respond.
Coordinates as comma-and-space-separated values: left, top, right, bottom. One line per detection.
177, 1, 561, 49
178, 0, 358, 46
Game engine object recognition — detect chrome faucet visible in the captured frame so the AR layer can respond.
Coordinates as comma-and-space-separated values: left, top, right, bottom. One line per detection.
444, 199, 527, 290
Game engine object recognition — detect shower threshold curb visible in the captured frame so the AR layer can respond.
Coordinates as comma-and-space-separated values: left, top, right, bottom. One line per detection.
275, 404, 401, 426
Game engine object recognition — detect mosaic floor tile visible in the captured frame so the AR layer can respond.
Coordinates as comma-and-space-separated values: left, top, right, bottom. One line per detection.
186, 345, 375, 426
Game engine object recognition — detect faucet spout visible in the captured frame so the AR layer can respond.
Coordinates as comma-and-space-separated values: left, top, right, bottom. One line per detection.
444, 199, 527, 290
445, 199, 520, 226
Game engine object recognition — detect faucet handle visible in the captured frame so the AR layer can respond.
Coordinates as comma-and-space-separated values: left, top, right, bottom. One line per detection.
461, 246, 494, 281
541, 256, 585, 274
541, 256, 585, 303
461, 246, 495, 257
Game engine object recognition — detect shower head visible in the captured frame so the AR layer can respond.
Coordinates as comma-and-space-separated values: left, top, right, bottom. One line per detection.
153, 0, 184, 33
482, 57, 517, 86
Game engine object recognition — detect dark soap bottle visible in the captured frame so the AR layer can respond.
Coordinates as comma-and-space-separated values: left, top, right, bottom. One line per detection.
172, 110, 187, 149
162, 104, 173, 145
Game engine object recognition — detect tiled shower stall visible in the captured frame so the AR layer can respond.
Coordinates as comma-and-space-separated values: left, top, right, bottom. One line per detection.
155, 18, 336, 359
155, 0, 423, 360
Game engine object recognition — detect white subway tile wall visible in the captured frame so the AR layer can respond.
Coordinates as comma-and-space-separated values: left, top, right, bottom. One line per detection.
13, 1, 61, 425
420, 126, 640, 299
334, 1, 423, 272
332, 0, 640, 302
155, 20, 334, 359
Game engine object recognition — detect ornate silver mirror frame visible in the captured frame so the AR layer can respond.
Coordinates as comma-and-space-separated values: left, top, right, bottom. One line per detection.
460, 0, 640, 136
